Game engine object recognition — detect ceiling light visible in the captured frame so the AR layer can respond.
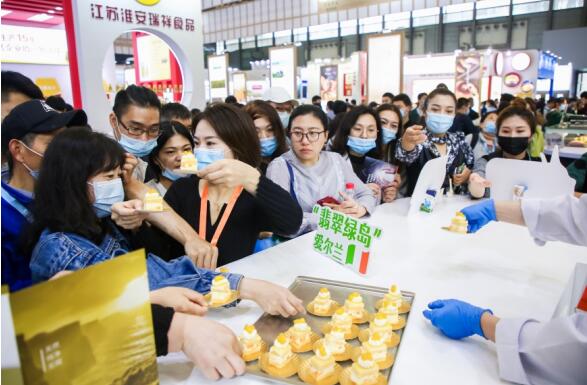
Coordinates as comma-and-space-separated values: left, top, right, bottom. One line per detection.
0, 9, 12, 17
55, 6, 63, 11
27, 13, 53, 22
48, 10, 55, 14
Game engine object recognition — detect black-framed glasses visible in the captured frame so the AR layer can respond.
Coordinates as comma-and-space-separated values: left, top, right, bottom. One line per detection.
290, 130, 326, 143
117, 118, 160, 138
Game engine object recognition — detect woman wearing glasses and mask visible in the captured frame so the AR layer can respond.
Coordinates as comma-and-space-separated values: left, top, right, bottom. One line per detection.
266, 105, 377, 237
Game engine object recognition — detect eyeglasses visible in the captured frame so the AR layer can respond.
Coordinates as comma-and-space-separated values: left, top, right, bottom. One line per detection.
290, 130, 325, 143
117, 118, 160, 138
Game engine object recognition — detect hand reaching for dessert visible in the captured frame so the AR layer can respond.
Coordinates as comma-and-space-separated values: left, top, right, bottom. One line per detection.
150, 287, 208, 316
111, 200, 148, 230
168, 314, 245, 380
184, 237, 219, 269
239, 278, 305, 318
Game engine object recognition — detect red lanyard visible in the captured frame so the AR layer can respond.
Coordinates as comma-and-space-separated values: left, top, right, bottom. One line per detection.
199, 182, 243, 247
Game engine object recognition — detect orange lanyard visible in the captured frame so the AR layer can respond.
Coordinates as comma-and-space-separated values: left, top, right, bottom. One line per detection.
199, 182, 243, 247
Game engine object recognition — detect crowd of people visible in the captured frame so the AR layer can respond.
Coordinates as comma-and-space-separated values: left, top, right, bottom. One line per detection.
1, 69, 586, 382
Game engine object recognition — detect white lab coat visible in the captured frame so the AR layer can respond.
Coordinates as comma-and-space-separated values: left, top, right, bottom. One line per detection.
495, 194, 587, 385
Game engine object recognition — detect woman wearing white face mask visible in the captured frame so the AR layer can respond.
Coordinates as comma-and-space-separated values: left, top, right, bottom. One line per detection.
471, 111, 498, 160
145, 121, 194, 196
396, 88, 475, 196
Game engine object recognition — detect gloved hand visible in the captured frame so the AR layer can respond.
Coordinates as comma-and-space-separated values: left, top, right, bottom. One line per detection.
460, 199, 497, 233
422, 299, 492, 339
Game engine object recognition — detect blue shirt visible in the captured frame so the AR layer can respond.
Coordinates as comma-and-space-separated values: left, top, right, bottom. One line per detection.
1, 178, 34, 292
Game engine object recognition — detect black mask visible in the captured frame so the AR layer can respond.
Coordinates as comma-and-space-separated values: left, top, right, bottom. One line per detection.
498, 136, 529, 156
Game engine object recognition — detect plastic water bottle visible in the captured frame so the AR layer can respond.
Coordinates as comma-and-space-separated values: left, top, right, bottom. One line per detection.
345, 182, 355, 200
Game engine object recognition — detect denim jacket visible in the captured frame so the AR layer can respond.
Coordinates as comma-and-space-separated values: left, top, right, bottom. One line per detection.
29, 221, 243, 296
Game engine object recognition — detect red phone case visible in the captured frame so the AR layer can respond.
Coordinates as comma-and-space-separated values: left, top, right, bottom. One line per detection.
317, 196, 341, 206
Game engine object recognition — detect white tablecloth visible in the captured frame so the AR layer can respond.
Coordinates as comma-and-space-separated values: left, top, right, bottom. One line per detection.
158, 196, 587, 385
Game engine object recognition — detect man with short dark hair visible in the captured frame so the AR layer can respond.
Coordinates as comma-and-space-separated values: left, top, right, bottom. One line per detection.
109, 85, 161, 182
45, 95, 73, 112
311, 95, 322, 106
545, 98, 563, 127
1, 100, 87, 291
225, 95, 237, 104
410, 92, 427, 124
579, 91, 587, 115
392, 93, 416, 128
381, 92, 394, 105
1, 71, 44, 120
450, 97, 479, 148
161, 102, 192, 128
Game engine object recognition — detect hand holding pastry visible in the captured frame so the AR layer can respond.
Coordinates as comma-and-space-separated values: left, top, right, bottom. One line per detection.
150, 287, 208, 316
239, 278, 305, 317
168, 314, 245, 380
111, 200, 148, 230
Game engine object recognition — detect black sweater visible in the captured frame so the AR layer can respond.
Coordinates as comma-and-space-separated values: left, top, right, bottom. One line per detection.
157, 175, 302, 266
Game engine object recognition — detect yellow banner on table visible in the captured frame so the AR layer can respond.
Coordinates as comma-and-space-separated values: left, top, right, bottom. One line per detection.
9, 250, 157, 385
34, 78, 61, 98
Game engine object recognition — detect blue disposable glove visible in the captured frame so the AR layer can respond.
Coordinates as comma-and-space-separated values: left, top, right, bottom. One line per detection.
460, 199, 497, 233
422, 299, 492, 339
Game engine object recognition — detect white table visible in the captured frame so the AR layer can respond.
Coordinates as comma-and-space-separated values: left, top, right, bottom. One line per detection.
158, 196, 587, 385
544, 146, 587, 159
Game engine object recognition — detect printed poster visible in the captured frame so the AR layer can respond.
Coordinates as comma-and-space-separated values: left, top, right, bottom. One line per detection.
10, 250, 157, 385
320, 65, 338, 101
455, 53, 482, 100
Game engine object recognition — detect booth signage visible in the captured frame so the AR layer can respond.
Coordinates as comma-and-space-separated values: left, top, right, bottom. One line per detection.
89, 3, 195, 32
312, 205, 382, 275
538, 52, 556, 79
455, 53, 482, 100
1, 25, 68, 65
320, 65, 338, 101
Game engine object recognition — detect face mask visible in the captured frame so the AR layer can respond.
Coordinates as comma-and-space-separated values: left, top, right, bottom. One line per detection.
484, 121, 497, 135
117, 133, 157, 158
399, 109, 406, 118
347, 136, 376, 156
426, 112, 454, 134
381, 127, 397, 144
498, 136, 529, 156
162, 168, 187, 181
260, 137, 278, 157
486, 107, 497, 113
278, 111, 290, 129
195, 148, 224, 170
90, 178, 124, 217
19, 141, 43, 179
560, 104, 567, 111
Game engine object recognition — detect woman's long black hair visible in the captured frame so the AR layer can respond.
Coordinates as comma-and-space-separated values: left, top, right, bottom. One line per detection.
330, 105, 383, 159
148, 121, 194, 182
27, 127, 126, 251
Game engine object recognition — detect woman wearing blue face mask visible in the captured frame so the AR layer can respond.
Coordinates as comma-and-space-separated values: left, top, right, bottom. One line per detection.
471, 111, 498, 160
26, 128, 305, 322
396, 88, 475, 196
159, 103, 302, 267
331, 106, 391, 202
146, 121, 194, 196
243, 100, 289, 175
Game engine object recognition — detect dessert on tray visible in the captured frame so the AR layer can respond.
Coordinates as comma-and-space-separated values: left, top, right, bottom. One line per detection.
239, 324, 266, 362
340, 352, 385, 385
344, 292, 369, 324
444, 212, 468, 234
377, 300, 405, 330
205, 275, 237, 307
260, 333, 300, 378
307, 287, 340, 316
298, 345, 342, 385
321, 308, 359, 340
179, 151, 198, 173
359, 313, 400, 348
286, 318, 319, 353
143, 188, 164, 212
375, 284, 411, 313
353, 332, 394, 370
314, 325, 352, 362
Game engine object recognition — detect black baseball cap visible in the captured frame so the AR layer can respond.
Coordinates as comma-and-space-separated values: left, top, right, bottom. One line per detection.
2, 99, 87, 143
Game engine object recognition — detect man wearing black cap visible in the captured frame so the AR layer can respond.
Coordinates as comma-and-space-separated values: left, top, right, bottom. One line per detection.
1, 99, 87, 291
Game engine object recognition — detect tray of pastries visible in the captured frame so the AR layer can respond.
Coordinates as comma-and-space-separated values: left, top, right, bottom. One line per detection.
242, 276, 415, 385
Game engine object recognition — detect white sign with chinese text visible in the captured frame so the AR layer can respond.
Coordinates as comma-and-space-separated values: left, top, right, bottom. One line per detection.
1, 25, 68, 65
269, 46, 296, 100
312, 205, 382, 276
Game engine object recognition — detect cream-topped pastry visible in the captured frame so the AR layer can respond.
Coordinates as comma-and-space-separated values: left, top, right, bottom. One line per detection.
378, 300, 399, 324
240, 324, 263, 356
313, 287, 333, 313
383, 285, 402, 308
370, 313, 393, 341
350, 352, 379, 385
344, 292, 365, 319
363, 332, 387, 362
210, 275, 231, 303
143, 188, 164, 211
289, 318, 312, 348
180, 151, 198, 172
324, 326, 347, 355
308, 345, 336, 381
331, 308, 353, 334
269, 333, 294, 368
448, 212, 468, 234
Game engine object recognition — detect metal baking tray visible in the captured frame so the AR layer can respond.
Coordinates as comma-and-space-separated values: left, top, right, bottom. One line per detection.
245, 276, 415, 384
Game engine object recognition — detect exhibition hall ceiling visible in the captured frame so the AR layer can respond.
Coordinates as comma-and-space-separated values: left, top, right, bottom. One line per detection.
1, 0, 64, 26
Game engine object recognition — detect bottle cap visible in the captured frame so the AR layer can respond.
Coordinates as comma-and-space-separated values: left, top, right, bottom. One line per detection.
345, 182, 355, 189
